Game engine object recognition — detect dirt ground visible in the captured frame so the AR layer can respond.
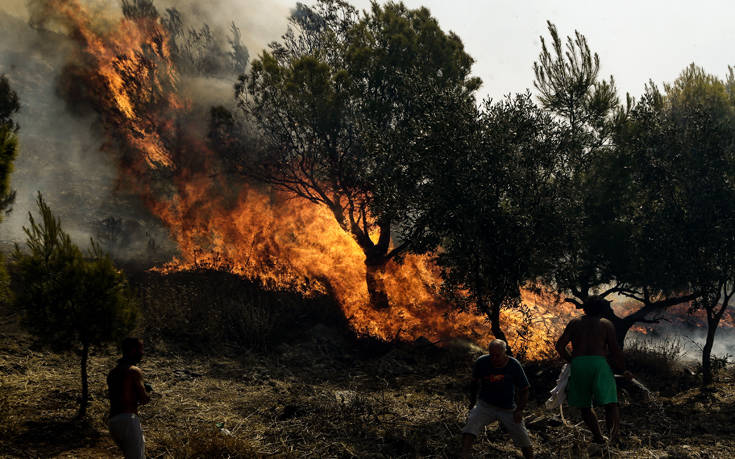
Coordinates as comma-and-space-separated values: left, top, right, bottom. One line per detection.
2, 309, 735, 459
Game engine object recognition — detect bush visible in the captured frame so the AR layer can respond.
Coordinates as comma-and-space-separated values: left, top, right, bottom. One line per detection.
134, 269, 348, 353
9, 193, 137, 415
624, 337, 696, 394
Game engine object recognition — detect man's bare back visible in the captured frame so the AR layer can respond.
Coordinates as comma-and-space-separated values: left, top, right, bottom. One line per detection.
565, 316, 617, 358
555, 305, 624, 371
554, 297, 632, 445
108, 363, 150, 417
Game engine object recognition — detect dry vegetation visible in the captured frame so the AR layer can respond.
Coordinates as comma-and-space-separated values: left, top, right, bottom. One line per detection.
1, 270, 735, 458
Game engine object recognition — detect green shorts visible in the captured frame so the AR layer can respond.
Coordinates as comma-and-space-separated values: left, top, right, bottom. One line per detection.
567, 356, 617, 407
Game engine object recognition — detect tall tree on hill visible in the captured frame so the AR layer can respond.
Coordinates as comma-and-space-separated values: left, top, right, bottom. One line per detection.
121, 0, 249, 77
532, 21, 621, 304
236, 0, 480, 309
10, 194, 138, 416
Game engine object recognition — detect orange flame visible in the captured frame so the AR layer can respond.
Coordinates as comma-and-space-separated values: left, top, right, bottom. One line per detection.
43, 0, 583, 358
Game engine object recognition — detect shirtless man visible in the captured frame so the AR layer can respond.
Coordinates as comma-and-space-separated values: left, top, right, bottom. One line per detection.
107, 337, 151, 459
555, 296, 631, 444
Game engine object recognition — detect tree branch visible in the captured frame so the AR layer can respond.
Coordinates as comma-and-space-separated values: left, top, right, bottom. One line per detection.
564, 297, 582, 308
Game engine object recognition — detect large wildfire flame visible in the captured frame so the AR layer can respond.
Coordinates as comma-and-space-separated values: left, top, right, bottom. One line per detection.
44, 0, 729, 359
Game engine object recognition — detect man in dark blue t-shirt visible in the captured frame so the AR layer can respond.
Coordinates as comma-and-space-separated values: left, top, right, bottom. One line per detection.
460, 339, 534, 459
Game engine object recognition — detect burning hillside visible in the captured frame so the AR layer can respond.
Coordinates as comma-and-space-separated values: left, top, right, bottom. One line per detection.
4, 0, 581, 357
5, 3, 735, 458
9, 0, 735, 360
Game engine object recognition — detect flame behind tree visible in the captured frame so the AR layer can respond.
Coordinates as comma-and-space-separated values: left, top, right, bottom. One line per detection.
236, 1, 481, 309
407, 92, 566, 351
25, 0, 584, 357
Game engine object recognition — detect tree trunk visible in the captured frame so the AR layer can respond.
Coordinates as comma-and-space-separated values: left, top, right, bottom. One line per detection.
702, 296, 726, 387
701, 284, 733, 386
333, 206, 403, 311
489, 295, 510, 346
78, 341, 90, 417
702, 320, 716, 386
365, 259, 390, 309
613, 317, 636, 349
476, 295, 512, 356
357, 222, 393, 310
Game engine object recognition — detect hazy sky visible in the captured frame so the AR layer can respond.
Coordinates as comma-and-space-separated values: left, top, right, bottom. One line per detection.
290, 0, 735, 102
3, 0, 732, 101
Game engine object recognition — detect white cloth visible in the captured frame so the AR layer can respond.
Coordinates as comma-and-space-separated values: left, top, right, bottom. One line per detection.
108, 413, 145, 459
545, 363, 570, 409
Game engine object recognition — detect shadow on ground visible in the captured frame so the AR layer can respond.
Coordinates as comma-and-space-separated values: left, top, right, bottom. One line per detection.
2, 416, 102, 457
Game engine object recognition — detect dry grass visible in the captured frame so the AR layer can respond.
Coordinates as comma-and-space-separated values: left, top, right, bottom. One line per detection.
2, 271, 735, 458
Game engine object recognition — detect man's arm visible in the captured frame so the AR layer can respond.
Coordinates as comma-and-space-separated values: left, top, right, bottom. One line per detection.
555, 321, 574, 362
604, 319, 626, 373
131, 367, 151, 405
514, 385, 529, 423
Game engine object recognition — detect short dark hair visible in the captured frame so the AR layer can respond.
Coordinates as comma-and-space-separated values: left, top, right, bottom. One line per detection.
121, 337, 142, 357
582, 295, 610, 316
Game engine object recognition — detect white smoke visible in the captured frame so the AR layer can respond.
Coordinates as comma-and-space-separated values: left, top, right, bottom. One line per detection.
628, 325, 735, 364
0, 0, 299, 259
153, 0, 292, 58
0, 7, 174, 259
0, 11, 106, 243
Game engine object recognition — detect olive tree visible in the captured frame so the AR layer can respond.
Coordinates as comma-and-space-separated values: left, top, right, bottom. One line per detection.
236, 0, 480, 309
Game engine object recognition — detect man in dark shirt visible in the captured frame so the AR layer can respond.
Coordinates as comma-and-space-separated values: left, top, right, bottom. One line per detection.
460, 339, 534, 459
107, 337, 151, 459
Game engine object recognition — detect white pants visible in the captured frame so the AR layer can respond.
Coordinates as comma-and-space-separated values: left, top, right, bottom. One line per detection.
109, 413, 145, 459
462, 400, 532, 448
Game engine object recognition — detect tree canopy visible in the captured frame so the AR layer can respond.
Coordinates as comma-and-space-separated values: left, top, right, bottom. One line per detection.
532, 21, 622, 303
0, 75, 21, 301
615, 65, 735, 382
0, 75, 19, 216
408, 92, 562, 349
236, 0, 480, 308
526, 26, 735, 365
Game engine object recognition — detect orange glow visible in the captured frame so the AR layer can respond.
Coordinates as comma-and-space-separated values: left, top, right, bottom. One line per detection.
42, 0, 177, 170
44, 0, 596, 359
